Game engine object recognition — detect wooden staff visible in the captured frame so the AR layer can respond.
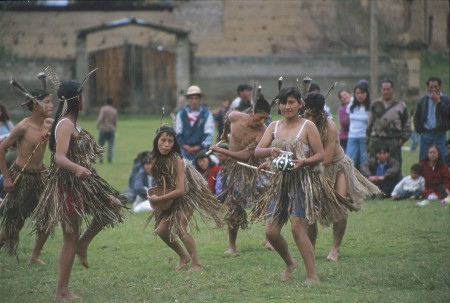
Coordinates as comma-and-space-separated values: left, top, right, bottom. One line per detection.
206, 140, 224, 155
236, 161, 275, 175
0, 137, 46, 209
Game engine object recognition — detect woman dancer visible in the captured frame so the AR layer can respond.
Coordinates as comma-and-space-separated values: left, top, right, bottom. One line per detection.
147, 126, 223, 271
32, 79, 126, 301
253, 86, 351, 284
303, 92, 381, 261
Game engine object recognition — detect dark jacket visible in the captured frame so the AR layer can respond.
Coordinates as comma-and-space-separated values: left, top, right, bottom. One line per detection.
176, 105, 212, 148
361, 156, 401, 181
413, 93, 449, 134
134, 168, 155, 199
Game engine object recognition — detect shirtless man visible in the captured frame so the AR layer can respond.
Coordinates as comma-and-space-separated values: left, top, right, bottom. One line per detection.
303, 92, 381, 261
209, 94, 271, 254
0, 88, 53, 264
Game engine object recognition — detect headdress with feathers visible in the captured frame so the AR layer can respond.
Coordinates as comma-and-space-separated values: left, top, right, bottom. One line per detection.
44, 65, 97, 118
10, 74, 48, 110
252, 83, 271, 114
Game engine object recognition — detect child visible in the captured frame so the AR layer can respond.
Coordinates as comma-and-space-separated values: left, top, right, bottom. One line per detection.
193, 152, 221, 194
132, 152, 155, 213
391, 164, 425, 200
361, 145, 401, 196
31, 78, 126, 301
147, 126, 223, 272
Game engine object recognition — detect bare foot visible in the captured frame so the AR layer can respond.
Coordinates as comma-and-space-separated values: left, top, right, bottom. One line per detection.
76, 247, 89, 269
187, 264, 203, 272
54, 291, 80, 301
280, 260, 298, 282
29, 258, 46, 265
263, 239, 274, 251
224, 248, 237, 254
326, 249, 339, 262
305, 276, 319, 285
175, 256, 191, 271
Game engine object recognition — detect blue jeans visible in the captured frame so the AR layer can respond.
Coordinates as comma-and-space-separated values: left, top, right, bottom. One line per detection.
419, 131, 447, 161
346, 137, 367, 169
410, 131, 418, 151
98, 130, 115, 163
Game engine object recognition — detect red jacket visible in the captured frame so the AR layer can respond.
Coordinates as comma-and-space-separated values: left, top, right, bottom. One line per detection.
207, 165, 222, 194
420, 160, 449, 192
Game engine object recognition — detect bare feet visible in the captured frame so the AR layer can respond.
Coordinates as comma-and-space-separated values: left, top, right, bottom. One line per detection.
280, 260, 298, 282
54, 291, 80, 301
263, 239, 274, 251
326, 249, 339, 262
187, 264, 203, 272
76, 247, 89, 269
175, 255, 191, 271
305, 276, 319, 285
29, 258, 46, 265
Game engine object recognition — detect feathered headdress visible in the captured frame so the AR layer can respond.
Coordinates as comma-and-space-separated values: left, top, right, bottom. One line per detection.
252, 83, 271, 114
270, 76, 283, 108
44, 65, 97, 117
10, 74, 48, 109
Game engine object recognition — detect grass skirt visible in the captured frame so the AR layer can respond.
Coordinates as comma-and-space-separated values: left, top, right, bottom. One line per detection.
31, 128, 126, 235
0, 164, 46, 256
324, 152, 382, 211
252, 138, 356, 226
148, 153, 224, 241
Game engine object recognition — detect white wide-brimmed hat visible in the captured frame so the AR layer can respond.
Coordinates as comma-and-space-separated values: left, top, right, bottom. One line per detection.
185, 85, 202, 96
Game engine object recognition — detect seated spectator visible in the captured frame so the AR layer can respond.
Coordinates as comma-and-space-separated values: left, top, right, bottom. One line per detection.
391, 164, 425, 200
194, 152, 221, 194
420, 144, 449, 200
123, 150, 149, 202
132, 152, 155, 213
361, 145, 400, 196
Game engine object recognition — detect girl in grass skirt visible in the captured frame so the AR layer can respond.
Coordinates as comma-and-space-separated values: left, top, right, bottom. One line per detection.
147, 126, 224, 272
31, 79, 126, 301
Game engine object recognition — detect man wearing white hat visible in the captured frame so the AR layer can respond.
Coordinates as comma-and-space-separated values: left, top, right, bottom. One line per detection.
175, 85, 215, 160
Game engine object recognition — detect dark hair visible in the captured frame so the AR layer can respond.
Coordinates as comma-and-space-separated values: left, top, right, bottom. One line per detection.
308, 83, 320, 93
410, 163, 423, 175
237, 83, 252, 94
446, 139, 450, 146
106, 97, 113, 105
350, 82, 371, 113
375, 144, 390, 154
194, 152, 214, 173
277, 87, 302, 115
304, 92, 328, 145
254, 94, 271, 114
337, 90, 347, 102
49, 80, 83, 152
152, 125, 181, 158
426, 77, 441, 87
0, 103, 11, 126
424, 144, 444, 168
24, 89, 50, 112
381, 79, 394, 88
142, 151, 153, 164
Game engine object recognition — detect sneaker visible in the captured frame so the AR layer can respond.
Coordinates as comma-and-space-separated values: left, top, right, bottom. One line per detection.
427, 193, 438, 200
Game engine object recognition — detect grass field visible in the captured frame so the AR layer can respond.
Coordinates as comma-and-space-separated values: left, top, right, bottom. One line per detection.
0, 116, 449, 302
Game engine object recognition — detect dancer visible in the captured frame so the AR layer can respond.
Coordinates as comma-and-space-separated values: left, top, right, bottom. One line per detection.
0, 84, 53, 264
31, 76, 126, 301
147, 125, 223, 272
253, 86, 351, 284
303, 92, 381, 261
209, 93, 272, 253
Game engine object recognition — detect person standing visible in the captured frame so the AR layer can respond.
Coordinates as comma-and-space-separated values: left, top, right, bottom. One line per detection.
230, 83, 252, 111
0, 87, 53, 264
97, 97, 117, 163
175, 85, 214, 161
337, 90, 351, 151
413, 77, 449, 161
367, 79, 411, 169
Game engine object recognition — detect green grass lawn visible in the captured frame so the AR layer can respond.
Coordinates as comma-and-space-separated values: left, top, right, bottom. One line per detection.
0, 116, 448, 302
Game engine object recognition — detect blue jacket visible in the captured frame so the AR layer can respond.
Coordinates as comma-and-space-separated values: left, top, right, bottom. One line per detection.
176, 105, 214, 149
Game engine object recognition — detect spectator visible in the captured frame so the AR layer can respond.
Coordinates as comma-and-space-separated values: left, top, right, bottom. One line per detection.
194, 152, 222, 194
0, 103, 16, 168
346, 82, 371, 170
132, 152, 155, 213
175, 85, 214, 160
413, 77, 449, 161
367, 79, 411, 170
446, 139, 450, 167
361, 145, 400, 197
97, 97, 117, 163
212, 100, 230, 142
230, 84, 252, 111
123, 151, 149, 202
391, 163, 425, 200
337, 89, 351, 151
213, 143, 228, 196
420, 144, 449, 200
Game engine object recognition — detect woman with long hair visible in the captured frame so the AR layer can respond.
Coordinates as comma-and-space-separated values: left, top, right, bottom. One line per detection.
31, 79, 126, 301
420, 144, 449, 199
345, 82, 371, 169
